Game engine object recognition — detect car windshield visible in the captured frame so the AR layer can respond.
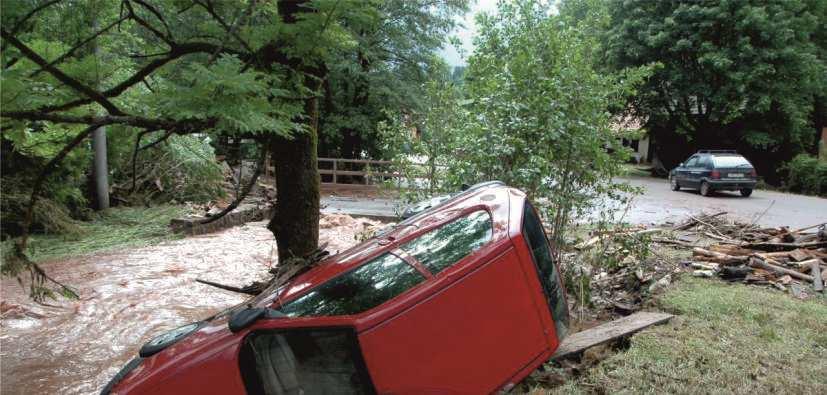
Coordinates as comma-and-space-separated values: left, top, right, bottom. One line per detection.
712, 155, 751, 167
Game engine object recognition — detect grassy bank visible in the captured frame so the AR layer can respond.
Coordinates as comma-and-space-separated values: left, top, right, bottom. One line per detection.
2, 205, 186, 263
541, 277, 827, 394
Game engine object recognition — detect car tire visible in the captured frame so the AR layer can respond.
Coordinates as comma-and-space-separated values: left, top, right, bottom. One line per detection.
700, 181, 711, 197
670, 176, 680, 191
740, 188, 753, 197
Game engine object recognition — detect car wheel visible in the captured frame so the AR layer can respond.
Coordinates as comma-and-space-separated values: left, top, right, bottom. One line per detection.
670, 176, 680, 191
740, 188, 753, 197
700, 181, 711, 197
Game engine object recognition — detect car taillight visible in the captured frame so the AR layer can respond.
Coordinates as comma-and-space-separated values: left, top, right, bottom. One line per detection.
749, 169, 757, 178
710, 170, 721, 179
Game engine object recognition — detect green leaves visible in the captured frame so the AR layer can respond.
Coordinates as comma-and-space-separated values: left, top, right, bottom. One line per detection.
154, 55, 302, 136
604, 0, 827, 163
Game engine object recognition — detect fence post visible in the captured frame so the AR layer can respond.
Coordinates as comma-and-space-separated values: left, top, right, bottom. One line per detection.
332, 159, 337, 184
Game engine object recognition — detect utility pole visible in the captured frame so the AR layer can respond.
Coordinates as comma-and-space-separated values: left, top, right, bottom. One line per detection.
92, 14, 109, 209
92, 125, 109, 209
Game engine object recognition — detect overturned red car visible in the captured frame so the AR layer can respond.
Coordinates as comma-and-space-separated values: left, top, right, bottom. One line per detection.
103, 181, 569, 394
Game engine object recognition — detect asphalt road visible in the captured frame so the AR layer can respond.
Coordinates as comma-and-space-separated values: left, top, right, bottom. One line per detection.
620, 176, 826, 228
321, 177, 827, 229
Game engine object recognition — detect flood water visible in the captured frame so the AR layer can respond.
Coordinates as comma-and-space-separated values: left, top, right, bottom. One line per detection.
0, 215, 380, 394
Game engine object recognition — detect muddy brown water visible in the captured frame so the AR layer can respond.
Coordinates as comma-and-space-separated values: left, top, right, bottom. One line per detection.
0, 216, 380, 395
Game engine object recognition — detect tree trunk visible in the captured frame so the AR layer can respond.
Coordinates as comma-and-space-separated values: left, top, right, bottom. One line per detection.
267, 84, 321, 262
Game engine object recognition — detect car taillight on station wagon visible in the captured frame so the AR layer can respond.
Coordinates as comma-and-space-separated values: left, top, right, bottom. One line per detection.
710, 170, 721, 179
749, 169, 757, 178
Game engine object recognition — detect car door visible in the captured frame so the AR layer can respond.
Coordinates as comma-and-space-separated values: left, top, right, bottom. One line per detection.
682, 156, 700, 188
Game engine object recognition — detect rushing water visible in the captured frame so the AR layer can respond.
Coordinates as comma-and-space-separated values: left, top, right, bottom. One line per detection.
0, 216, 378, 395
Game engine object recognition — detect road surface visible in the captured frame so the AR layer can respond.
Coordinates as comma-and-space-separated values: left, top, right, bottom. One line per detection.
322, 177, 826, 228
619, 176, 826, 228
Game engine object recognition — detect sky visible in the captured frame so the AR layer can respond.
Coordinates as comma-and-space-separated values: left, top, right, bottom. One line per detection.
438, 0, 500, 67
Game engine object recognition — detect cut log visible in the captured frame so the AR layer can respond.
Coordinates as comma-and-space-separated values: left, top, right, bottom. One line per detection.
742, 241, 827, 252
551, 312, 674, 360
788, 249, 811, 262
693, 247, 749, 265
748, 257, 814, 282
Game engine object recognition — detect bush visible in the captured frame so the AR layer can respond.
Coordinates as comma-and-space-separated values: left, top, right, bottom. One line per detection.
782, 154, 827, 196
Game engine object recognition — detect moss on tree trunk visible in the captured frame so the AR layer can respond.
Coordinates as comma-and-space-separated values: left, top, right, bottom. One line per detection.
268, 90, 321, 262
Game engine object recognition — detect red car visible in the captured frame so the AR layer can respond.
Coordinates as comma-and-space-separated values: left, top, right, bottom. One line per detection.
103, 182, 569, 394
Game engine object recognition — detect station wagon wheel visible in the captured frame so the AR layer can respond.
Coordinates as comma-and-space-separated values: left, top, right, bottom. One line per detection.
700, 181, 711, 197
740, 188, 753, 197
670, 176, 680, 191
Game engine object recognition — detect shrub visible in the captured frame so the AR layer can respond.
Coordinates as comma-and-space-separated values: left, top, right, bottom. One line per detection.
782, 154, 827, 196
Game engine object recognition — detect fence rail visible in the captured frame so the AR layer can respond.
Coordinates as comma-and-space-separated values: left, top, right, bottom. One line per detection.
267, 157, 403, 187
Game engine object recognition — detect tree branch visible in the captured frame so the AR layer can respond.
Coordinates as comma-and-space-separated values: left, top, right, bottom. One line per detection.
198, 144, 265, 225
1, 110, 215, 132
1, 28, 124, 115
40, 41, 242, 113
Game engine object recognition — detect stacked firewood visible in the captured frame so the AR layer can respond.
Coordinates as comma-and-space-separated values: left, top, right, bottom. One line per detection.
682, 214, 827, 297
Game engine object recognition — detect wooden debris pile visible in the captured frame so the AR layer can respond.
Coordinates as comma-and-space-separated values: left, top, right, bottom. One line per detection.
679, 214, 827, 297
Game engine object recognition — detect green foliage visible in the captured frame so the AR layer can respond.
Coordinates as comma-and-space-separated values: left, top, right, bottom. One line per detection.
377, 77, 465, 201
781, 153, 827, 196
1, 205, 185, 264
379, 0, 650, 248
603, 0, 827, 171
318, 1, 469, 158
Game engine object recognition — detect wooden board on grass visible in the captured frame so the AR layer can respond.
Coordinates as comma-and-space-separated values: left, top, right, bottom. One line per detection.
551, 311, 674, 360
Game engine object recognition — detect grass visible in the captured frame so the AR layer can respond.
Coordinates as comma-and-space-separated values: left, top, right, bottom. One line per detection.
537, 277, 827, 394
3, 205, 186, 263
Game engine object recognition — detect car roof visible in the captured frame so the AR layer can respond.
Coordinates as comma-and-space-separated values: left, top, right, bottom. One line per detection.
268, 182, 518, 308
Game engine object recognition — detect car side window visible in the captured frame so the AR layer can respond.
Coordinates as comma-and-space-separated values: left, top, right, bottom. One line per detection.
279, 253, 425, 317
699, 156, 711, 169
522, 203, 568, 339
400, 210, 493, 275
685, 156, 698, 167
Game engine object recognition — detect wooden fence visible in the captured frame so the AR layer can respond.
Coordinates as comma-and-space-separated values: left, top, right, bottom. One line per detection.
266, 157, 403, 187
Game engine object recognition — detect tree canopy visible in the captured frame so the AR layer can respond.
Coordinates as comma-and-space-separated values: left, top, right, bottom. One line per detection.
603, 0, 827, 176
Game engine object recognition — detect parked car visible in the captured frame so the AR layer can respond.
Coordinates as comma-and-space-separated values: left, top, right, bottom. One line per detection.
669, 150, 758, 197
103, 182, 570, 395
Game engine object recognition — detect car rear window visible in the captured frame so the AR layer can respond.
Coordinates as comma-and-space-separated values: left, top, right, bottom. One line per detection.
712, 155, 751, 167
279, 253, 425, 317
399, 210, 493, 274
239, 328, 374, 395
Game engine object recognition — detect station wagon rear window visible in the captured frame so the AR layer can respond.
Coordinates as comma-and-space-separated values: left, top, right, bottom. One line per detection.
712, 156, 751, 167
279, 253, 425, 317
400, 210, 493, 274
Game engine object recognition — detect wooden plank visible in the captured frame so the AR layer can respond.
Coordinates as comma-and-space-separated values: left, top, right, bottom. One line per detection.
318, 157, 393, 165
551, 312, 673, 360
813, 261, 824, 292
